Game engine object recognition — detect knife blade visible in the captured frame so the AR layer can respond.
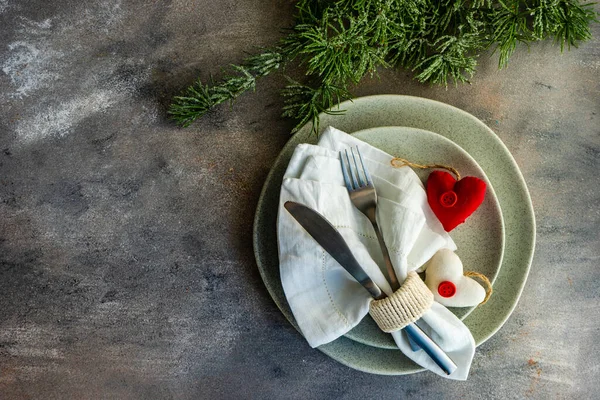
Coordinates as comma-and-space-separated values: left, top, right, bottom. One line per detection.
283, 200, 386, 300
284, 201, 457, 376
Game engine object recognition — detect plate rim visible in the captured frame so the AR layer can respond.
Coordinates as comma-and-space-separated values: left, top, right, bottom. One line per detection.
253, 94, 536, 374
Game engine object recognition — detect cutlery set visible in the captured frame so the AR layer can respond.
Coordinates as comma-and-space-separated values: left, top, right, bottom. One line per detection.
284, 147, 457, 375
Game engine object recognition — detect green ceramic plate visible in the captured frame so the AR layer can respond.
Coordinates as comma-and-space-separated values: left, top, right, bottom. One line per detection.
253, 95, 535, 375
343, 126, 504, 349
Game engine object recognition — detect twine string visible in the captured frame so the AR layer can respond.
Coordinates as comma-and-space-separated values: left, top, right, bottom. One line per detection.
369, 271, 434, 332
463, 271, 493, 305
391, 157, 461, 181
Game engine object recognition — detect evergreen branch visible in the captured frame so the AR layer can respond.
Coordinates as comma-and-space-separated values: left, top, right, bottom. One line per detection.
281, 79, 351, 134
285, 9, 389, 85
490, 0, 534, 68
169, 0, 598, 132
530, 0, 598, 50
551, 0, 598, 50
168, 50, 283, 127
414, 34, 480, 85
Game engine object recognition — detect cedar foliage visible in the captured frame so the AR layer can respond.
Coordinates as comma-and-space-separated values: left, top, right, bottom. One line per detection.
169, 0, 597, 132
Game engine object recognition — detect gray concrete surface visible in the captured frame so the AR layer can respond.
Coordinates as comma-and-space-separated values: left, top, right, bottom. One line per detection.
0, 1, 598, 399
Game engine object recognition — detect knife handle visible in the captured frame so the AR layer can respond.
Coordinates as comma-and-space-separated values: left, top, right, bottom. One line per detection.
403, 322, 457, 375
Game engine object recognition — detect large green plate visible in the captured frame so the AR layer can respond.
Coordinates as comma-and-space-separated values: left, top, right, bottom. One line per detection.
253, 95, 535, 374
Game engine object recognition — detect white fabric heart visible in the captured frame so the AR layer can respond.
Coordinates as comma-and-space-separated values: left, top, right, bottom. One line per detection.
424, 249, 486, 307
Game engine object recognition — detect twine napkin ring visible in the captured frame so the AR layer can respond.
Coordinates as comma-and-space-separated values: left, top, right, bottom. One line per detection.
369, 271, 434, 333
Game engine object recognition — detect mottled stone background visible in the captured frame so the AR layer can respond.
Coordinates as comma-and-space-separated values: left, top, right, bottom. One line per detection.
0, 0, 598, 399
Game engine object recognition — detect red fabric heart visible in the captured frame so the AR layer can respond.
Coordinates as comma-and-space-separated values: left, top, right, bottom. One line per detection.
426, 170, 486, 232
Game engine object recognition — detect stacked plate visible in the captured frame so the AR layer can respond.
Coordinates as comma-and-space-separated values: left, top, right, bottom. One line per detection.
253, 95, 535, 374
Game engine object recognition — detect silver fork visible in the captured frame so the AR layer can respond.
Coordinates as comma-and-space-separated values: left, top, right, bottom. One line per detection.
340, 147, 458, 375
340, 147, 400, 291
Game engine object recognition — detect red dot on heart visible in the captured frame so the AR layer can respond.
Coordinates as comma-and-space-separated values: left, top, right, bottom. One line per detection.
440, 191, 458, 207
438, 281, 456, 297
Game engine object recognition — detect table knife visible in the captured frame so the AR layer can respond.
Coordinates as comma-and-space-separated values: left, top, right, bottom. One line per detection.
284, 201, 457, 375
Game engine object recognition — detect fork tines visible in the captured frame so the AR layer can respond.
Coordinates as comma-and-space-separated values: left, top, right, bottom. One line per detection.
340, 147, 372, 190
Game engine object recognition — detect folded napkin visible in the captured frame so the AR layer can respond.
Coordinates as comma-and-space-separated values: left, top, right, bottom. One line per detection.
277, 126, 476, 380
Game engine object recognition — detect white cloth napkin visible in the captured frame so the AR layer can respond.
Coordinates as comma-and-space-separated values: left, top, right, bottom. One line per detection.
277, 126, 476, 380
